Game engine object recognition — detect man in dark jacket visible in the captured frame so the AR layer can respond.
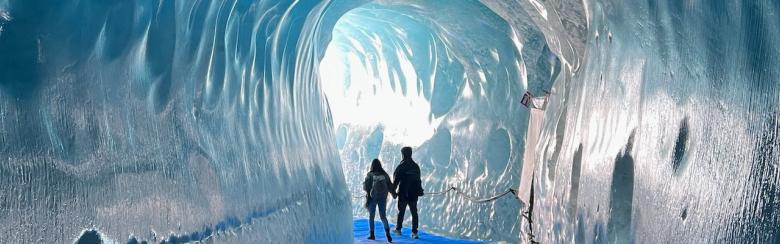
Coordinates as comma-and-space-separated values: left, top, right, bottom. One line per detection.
392, 146, 423, 238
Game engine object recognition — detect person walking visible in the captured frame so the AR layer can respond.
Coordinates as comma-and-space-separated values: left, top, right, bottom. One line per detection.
363, 159, 395, 242
392, 146, 424, 239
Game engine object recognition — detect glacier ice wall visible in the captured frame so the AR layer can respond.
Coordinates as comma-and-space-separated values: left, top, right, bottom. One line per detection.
0, 0, 362, 242
323, 0, 780, 243
520, 0, 780, 243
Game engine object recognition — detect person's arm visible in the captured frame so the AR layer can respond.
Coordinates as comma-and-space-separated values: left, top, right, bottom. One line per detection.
385, 173, 396, 195
363, 174, 371, 193
414, 163, 424, 195
415, 164, 422, 182
392, 165, 401, 192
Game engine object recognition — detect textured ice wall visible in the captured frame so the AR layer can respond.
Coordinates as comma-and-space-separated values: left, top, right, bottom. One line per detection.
321, 0, 561, 242
2, 0, 777, 243
327, 0, 780, 243
0, 0, 360, 242
518, 0, 780, 243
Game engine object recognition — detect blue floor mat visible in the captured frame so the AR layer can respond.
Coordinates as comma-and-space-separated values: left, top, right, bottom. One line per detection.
353, 219, 485, 243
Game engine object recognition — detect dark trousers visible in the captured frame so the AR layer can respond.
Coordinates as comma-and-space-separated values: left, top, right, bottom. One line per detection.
367, 197, 390, 233
396, 198, 418, 233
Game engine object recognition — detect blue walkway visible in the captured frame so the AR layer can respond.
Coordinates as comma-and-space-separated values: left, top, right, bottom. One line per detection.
353, 219, 484, 243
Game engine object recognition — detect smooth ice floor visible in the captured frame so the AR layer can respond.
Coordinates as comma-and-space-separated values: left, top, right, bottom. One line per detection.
353, 219, 485, 243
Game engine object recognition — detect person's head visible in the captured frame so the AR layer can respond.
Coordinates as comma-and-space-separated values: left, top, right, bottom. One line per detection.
401, 146, 413, 159
370, 158, 384, 172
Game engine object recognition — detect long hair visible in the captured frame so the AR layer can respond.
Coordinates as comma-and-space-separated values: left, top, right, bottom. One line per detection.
370, 158, 385, 174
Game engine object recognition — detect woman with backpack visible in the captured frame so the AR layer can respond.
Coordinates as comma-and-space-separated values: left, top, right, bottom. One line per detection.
363, 158, 396, 242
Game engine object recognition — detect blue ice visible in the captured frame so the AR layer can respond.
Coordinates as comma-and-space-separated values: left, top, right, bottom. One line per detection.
0, 0, 778, 243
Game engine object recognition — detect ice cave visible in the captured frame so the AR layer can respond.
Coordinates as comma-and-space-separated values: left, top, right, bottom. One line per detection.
0, 0, 778, 243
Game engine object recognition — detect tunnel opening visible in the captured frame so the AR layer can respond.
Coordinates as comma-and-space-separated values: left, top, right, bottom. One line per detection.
318, 0, 536, 241
319, 1, 449, 205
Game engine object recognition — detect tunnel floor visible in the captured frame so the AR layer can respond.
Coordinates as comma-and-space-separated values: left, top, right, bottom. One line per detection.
353, 219, 484, 243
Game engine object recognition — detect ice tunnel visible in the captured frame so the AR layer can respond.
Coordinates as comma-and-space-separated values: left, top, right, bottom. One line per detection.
0, 0, 779, 243
321, 1, 551, 242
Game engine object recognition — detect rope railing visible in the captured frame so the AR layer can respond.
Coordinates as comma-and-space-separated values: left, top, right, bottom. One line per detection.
352, 184, 538, 243
423, 186, 456, 195
351, 185, 519, 203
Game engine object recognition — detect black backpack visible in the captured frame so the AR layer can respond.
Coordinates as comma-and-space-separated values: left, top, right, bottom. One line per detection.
369, 173, 390, 199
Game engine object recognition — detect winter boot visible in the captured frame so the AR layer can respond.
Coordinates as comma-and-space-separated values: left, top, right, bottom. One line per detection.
385, 229, 393, 243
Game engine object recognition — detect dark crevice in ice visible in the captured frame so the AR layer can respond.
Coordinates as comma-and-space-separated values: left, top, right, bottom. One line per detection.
607, 131, 635, 244
568, 143, 584, 220
672, 117, 690, 174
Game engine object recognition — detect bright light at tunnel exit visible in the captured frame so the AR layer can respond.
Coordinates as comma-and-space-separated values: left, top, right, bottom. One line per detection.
319, 37, 440, 147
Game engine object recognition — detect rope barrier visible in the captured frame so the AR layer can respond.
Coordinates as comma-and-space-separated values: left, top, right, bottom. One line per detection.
423, 186, 455, 195
352, 184, 536, 243
351, 186, 519, 203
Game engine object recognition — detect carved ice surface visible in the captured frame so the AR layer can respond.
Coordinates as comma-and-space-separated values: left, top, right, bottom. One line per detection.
0, 0, 778, 243
0, 1, 357, 243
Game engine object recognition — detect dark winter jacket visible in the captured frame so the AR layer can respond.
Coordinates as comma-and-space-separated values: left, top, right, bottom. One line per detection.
393, 159, 423, 201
